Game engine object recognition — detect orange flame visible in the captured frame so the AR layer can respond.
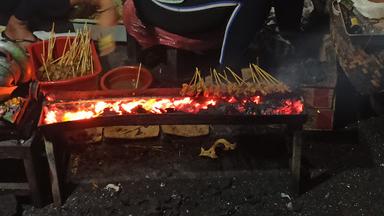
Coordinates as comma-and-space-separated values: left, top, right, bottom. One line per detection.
42, 96, 303, 125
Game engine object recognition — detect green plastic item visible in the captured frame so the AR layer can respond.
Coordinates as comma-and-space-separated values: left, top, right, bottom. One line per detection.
0, 39, 32, 87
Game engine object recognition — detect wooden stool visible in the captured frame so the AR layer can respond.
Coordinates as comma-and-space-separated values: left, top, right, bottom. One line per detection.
0, 132, 44, 207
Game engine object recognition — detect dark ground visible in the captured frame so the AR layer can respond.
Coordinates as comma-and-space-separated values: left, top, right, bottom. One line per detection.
19, 117, 384, 216
2, 4, 384, 216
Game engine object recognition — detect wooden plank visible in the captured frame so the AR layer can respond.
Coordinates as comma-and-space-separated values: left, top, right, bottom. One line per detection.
0, 183, 29, 190
291, 131, 303, 195
161, 125, 209, 137
44, 137, 62, 206
0, 135, 34, 160
0, 140, 20, 147
65, 127, 103, 144
24, 150, 43, 207
104, 126, 160, 139
40, 113, 307, 132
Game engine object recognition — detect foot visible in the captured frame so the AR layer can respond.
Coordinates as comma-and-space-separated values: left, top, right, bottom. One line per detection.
95, 0, 119, 26
3, 15, 37, 49
70, 0, 118, 26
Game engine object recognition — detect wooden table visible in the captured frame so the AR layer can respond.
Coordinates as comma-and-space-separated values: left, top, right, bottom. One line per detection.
41, 112, 306, 206
0, 133, 44, 207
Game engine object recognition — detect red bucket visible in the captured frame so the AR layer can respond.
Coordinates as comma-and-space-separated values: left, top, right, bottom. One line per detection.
27, 36, 102, 93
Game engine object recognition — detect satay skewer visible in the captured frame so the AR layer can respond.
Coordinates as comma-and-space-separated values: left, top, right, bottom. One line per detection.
252, 64, 273, 85
217, 72, 231, 84
135, 62, 142, 89
226, 67, 245, 85
252, 64, 280, 85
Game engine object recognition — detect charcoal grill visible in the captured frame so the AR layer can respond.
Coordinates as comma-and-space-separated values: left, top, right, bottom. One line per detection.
38, 88, 307, 206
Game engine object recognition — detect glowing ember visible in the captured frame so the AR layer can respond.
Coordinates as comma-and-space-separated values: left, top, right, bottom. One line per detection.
270, 99, 304, 115
63, 111, 94, 122
42, 96, 304, 125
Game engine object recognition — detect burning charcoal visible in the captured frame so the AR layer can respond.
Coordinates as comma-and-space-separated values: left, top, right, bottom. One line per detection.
165, 108, 176, 113
41, 95, 304, 125
197, 108, 214, 115
224, 104, 241, 115
243, 103, 260, 115
103, 109, 119, 116
214, 104, 228, 114
133, 105, 148, 114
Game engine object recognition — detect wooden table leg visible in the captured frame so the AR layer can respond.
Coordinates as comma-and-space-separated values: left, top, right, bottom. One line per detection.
24, 148, 43, 207
291, 130, 303, 195
43, 137, 62, 206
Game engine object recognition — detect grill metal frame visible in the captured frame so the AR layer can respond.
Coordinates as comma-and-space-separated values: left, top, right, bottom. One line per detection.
38, 88, 307, 207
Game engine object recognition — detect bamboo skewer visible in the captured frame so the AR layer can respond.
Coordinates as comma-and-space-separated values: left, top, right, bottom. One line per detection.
213, 69, 221, 86
212, 69, 218, 85
252, 65, 270, 85
217, 72, 231, 84
41, 54, 50, 81
252, 64, 280, 84
135, 63, 142, 89
225, 67, 240, 85
209, 68, 213, 84
226, 67, 245, 85
223, 70, 228, 80
250, 64, 261, 85
60, 32, 71, 66
181, 63, 290, 97
40, 23, 93, 81
189, 69, 198, 86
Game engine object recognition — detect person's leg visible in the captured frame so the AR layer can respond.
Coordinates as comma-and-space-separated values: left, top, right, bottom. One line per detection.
219, 0, 270, 68
70, 0, 118, 26
134, 0, 270, 69
1, 0, 33, 42
4, 0, 72, 44
134, 0, 236, 36
4, 0, 117, 45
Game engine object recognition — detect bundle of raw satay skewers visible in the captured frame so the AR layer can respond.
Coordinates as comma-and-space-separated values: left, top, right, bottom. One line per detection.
39, 24, 94, 81
180, 64, 290, 97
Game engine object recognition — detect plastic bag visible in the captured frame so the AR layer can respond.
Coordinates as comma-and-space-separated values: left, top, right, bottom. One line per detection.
352, 0, 384, 19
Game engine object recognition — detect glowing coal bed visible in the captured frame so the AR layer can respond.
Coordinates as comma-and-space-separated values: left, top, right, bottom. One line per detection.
41, 95, 304, 125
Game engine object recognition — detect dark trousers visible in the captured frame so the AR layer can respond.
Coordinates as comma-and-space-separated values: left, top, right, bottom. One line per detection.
0, 0, 71, 21
134, 0, 304, 68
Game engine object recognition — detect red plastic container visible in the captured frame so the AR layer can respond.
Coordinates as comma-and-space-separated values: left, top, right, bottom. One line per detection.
27, 36, 102, 92
100, 66, 153, 94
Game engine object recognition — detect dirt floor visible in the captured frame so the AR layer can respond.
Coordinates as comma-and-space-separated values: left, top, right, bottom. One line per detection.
18, 115, 384, 216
